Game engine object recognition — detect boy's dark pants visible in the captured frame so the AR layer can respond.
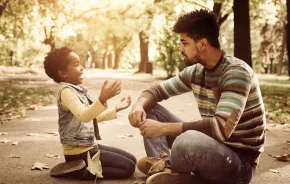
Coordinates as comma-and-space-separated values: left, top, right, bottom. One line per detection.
64, 144, 136, 179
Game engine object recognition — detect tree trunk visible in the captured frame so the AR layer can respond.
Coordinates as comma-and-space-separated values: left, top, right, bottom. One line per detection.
0, 0, 9, 18
102, 49, 108, 69
233, 0, 252, 67
287, 0, 290, 79
213, 2, 222, 23
89, 45, 100, 68
113, 51, 120, 69
137, 31, 149, 73
107, 53, 113, 69
277, 23, 286, 75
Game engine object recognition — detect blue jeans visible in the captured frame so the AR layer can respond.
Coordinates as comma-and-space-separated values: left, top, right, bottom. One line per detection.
144, 104, 255, 184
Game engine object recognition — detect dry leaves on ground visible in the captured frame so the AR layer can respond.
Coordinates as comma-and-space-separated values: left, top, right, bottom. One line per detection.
268, 153, 290, 162
12, 141, 19, 145
31, 162, 49, 171
269, 169, 280, 173
0, 139, 11, 143
9, 155, 21, 158
160, 151, 168, 158
145, 157, 165, 175
116, 134, 134, 139
27, 133, 40, 136
46, 154, 60, 159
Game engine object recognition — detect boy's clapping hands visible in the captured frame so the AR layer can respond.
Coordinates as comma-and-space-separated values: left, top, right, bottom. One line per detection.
99, 80, 121, 104
115, 96, 131, 112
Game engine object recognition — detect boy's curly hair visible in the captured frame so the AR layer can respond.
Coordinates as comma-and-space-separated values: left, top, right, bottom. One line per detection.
44, 46, 72, 83
173, 9, 220, 48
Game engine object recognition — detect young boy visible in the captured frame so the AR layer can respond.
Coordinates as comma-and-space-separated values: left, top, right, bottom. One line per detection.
44, 46, 136, 180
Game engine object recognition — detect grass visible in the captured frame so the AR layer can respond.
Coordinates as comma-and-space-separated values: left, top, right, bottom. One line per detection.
0, 84, 56, 123
260, 85, 290, 124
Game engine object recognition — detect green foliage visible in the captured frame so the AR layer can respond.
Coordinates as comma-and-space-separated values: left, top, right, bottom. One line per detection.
155, 26, 185, 78
261, 85, 290, 124
0, 84, 56, 123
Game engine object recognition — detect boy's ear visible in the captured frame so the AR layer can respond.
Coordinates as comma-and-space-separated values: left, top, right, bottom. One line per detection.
58, 70, 66, 78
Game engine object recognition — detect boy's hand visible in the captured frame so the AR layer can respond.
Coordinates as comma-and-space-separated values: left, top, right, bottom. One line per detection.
115, 96, 131, 112
99, 80, 121, 104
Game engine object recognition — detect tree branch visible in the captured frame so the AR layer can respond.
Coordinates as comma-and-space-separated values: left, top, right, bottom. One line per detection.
0, 0, 9, 17
184, 0, 208, 9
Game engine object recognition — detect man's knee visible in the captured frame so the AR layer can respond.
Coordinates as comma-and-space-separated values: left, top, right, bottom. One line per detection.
170, 131, 205, 168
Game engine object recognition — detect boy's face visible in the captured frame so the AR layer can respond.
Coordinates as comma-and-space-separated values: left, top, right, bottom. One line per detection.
179, 33, 201, 66
61, 52, 84, 85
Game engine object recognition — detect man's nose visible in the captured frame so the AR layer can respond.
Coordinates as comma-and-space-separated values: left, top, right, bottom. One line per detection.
179, 44, 184, 52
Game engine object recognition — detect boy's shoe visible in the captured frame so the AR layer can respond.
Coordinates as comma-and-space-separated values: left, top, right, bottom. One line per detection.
50, 159, 86, 177
146, 172, 192, 184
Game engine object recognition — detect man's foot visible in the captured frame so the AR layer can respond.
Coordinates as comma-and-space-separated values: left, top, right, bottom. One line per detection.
146, 172, 192, 184
50, 159, 86, 177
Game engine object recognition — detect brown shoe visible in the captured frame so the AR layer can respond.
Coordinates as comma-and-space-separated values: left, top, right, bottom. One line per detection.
50, 159, 86, 177
146, 172, 192, 184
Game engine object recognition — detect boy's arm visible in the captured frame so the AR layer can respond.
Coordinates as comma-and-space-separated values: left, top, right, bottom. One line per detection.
61, 88, 107, 123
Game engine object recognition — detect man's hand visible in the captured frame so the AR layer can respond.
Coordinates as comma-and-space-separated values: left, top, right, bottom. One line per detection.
115, 96, 131, 112
128, 104, 146, 128
139, 119, 165, 138
99, 80, 121, 104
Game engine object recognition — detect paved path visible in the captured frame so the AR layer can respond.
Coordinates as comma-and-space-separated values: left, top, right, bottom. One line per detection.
0, 73, 290, 184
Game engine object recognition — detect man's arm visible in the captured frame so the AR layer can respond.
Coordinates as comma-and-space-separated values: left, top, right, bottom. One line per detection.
129, 66, 195, 128
140, 66, 252, 141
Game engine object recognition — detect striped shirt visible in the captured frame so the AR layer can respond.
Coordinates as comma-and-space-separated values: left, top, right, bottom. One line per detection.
141, 52, 266, 154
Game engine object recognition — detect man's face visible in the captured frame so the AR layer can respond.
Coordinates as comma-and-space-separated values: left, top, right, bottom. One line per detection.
179, 33, 201, 66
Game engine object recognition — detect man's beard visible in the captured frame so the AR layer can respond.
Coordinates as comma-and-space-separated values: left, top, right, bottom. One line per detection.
182, 52, 201, 66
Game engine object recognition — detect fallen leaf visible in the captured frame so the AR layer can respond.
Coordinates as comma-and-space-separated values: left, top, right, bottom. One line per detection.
124, 134, 133, 137
27, 105, 38, 111
116, 134, 133, 139
160, 151, 168, 158
31, 162, 49, 171
9, 155, 21, 158
274, 154, 290, 162
133, 180, 145, 184
0, 132, 8, 135
269, 169, 279, 173
0, 139, 11, 143
116, 135, 126, 139
87, 151, 103, 178
145, 157, 161, 165
46, 154, 60, 159
27, 133, 39, 136
148, 159, 165, 175
46, 132, 59, 136
12, 141, 19, 146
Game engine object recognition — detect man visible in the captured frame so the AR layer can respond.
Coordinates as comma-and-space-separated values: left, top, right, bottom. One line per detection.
128, 9, 266, 184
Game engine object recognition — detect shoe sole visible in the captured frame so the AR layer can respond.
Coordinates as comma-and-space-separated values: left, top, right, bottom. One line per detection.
50, 160, 86, 176
146, 172, 192, 184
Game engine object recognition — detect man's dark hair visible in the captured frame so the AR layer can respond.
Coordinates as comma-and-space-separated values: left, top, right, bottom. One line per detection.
43, 46, 72, 83
173, 9, 220, 48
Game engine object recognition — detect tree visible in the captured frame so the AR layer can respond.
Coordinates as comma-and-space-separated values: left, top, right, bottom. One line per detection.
137, 0, 161, 73
287, 0, 290, 79
233, 0, 252, 67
